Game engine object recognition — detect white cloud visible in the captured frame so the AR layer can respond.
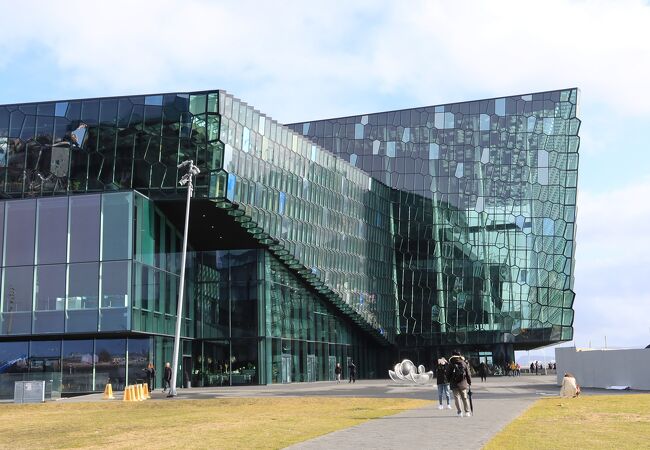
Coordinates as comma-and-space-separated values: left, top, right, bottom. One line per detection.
572, 178, 650, 348
1, 0, 650, 121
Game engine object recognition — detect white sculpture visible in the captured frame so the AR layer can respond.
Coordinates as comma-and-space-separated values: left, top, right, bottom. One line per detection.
389, 359, 434, 384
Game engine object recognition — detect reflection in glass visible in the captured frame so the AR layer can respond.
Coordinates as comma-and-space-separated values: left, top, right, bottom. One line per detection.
230, 339, 258, 385
99, 261, 130, 331
69, 194, 100, 263
127, 338, 151, 387
33, 264, 66, 333
36, 197, 68, 264
68, 263, 99, 309
66, 263, 99, 333
94, 339, 126, 391
62, 340, 94, 393
29, 340, 61, 375
101, 192, 132, 261
4, 199, 36, 266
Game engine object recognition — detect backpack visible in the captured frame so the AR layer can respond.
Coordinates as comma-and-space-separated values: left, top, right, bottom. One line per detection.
450, 361, 465, 383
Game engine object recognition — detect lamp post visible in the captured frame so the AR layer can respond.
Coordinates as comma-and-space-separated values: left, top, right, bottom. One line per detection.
168, 160, 200, 397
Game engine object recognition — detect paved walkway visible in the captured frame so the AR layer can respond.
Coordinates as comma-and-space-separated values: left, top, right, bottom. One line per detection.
286, 375, 555, 450
52, 375, 641, 448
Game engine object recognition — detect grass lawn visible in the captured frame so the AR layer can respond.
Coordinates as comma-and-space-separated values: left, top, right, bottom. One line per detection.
0, 396, 429, 449
485, 394, 650, 449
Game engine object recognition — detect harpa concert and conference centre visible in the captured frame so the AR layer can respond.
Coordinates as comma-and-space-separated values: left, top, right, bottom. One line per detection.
0, 88, 579, 396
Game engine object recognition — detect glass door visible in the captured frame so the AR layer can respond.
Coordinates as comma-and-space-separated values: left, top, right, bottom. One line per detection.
328, 356, 336, 381
281, 355, 292, 383
306, 355, 316, 382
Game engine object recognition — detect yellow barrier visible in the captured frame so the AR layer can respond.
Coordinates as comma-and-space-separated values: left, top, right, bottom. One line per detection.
143, 382, 151, 399
122, 384, 149, 402
123, 385, 132, 402
102, 383, 114, 400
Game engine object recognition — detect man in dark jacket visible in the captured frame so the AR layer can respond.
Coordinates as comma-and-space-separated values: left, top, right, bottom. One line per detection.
163, 362, 172, 393
446, 350, 472, 417
348, 360, 357, 383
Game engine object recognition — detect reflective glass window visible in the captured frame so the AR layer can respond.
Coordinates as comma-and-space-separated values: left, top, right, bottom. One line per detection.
33, 264, 66, 334
127, 338, 151, 386
3, 266, 33, 313
68, 263, 99, 309
0, 341, 28, 397
66, 263, 99, 333
69, 195, 100, 263
36, 197, 68, 264
101, 192, 132, 261
4, 199, 36, 266
61, 340, 94, 392
101, 261, 130, 308
29, 340, 61, 375
99, 261, 130, 331
230, 339, 258, 385
35, 265, 66, 311
94, 339, 126, 391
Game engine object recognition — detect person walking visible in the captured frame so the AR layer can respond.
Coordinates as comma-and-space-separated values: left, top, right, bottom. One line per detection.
435, 358, 452, 410
163, 362, 172, 393
446, 350, 472, 417
348, 360, 357, 383
334, 363, 342, 383
144, 362, 156, 392
478, 362, 488, 382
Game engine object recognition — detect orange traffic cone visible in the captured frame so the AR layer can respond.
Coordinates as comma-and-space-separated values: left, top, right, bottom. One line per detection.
136, 384, 144, 401
142, 382, 151, 399
103, 383, 114, 400
123, 385, 132, 402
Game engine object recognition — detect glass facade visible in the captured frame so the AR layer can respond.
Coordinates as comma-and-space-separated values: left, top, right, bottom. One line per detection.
289, 88, 580, 360
0, 88, 579, 394
0, 192, 133, 337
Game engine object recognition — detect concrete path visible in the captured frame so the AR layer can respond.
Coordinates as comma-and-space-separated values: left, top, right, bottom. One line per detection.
286, 375, 554, 450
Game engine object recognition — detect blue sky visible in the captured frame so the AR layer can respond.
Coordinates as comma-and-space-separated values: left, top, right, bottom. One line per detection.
1, 0, 649, 357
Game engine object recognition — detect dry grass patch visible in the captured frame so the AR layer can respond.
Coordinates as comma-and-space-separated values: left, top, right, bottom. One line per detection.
0, 396, 429, 449
485, 394, 650, 450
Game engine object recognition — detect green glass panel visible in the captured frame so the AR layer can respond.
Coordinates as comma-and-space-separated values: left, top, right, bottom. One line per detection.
189, 95, 206, 115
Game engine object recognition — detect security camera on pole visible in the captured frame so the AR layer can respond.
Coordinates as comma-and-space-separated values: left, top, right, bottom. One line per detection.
168, 160, 200, 398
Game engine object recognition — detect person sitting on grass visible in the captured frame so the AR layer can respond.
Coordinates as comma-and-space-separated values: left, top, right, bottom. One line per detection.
560, 372, 581, 398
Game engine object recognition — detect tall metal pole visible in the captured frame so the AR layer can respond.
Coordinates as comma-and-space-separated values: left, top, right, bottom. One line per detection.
169, 160, 199, 397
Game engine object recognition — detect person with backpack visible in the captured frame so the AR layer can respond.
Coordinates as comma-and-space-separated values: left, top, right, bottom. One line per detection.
435, 358, 452, 409
446, 350, 472, 417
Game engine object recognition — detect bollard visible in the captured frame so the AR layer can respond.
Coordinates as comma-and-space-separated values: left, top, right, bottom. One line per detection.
103, 383, 115, 400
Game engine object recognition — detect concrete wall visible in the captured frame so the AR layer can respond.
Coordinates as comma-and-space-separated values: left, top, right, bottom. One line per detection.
555, 347, 650, 390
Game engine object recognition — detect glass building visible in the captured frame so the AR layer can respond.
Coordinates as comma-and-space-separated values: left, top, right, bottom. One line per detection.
0, 88, 579, 396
